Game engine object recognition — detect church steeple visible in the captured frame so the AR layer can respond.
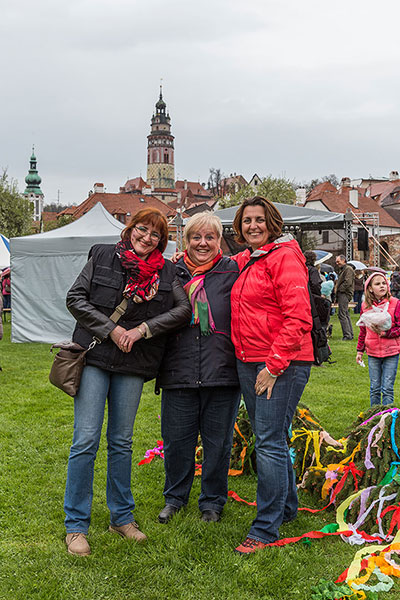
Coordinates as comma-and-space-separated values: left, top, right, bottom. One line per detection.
147, 87, 175, 189
24, 146, 44, 221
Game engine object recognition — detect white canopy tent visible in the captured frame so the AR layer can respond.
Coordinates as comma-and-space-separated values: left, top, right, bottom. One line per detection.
10, 203, 176, 343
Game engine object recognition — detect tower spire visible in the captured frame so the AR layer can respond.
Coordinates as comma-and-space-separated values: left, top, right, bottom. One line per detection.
24, 146, 44, 222
147, 87, 175, 189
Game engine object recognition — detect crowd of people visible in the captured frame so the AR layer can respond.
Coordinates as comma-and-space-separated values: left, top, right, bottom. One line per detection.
13, 195, 394, 558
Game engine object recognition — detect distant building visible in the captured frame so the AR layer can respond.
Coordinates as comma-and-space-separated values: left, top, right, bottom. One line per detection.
24, 147, 44, 222
304, 177, 400, 267
147, 86, 175, 190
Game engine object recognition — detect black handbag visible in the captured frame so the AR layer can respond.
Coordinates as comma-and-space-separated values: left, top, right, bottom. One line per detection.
49, 297, 128, 397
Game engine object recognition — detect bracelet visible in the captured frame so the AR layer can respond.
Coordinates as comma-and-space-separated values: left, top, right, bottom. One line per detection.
137, 326, 145, 338
264, 365, 278, 378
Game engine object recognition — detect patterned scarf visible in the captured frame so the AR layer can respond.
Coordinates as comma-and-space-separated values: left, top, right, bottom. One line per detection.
183, 250, 222, 335
116, 240, 165, 303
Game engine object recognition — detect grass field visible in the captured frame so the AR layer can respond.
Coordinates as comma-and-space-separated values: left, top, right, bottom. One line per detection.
0, 315, 399, 600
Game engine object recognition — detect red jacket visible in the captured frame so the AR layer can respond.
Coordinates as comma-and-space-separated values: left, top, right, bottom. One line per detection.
231, 235, 314, 376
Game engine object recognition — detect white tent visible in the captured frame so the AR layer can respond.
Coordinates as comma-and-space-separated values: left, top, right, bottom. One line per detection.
10, 203, 176, 343
0, 234, 10, 269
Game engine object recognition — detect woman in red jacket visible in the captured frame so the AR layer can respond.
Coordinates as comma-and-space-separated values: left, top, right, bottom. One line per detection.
230, 196, 314, 554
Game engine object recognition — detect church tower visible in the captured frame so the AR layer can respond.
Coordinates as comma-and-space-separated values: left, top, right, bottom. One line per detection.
147, 87, 175, 189
24, 147, 44, 221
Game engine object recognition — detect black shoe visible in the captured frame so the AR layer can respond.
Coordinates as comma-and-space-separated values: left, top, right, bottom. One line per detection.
158, 504, 180, 524
201, 509, 221, 522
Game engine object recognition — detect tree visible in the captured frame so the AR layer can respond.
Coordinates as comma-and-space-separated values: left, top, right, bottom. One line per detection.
43, 215, 74, 232
0, 170, 33, 237
298, 174, 339, 195
207, 168, 224, 198
219, 175, 296, 208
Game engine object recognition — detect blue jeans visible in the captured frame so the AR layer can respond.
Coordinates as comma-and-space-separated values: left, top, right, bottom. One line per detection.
368, 354, 399, 406
237, 360, 311, 543
64, 365, 144, 534
161, 386, 241, 513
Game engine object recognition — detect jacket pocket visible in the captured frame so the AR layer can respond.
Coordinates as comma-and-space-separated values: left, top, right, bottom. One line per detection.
90, 265, 123, 308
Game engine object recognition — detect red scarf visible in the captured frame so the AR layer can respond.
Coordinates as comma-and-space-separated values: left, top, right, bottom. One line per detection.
116, 240, 165, 303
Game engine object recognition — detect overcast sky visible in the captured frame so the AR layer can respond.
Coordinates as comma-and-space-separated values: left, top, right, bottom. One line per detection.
2, 0, 400, 206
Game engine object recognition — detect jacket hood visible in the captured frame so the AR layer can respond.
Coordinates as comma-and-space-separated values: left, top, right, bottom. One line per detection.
250, 235, 306, 265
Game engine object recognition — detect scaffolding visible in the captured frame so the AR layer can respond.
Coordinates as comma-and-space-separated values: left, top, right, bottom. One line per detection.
350, 211, 380, 266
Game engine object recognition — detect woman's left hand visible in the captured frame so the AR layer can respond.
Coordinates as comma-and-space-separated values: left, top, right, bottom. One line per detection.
118, 328, 143, 353
255, 368, 277, 399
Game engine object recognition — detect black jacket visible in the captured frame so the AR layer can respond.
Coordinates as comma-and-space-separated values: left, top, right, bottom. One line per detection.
66, 244, 191, 380
158, 256, 240, 389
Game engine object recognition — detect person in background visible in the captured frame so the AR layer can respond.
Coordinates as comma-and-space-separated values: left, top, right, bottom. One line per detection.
63, 208, 191, 557
335, 254, 355, 340
353, 270, 364, 314
390, 271, 400, 300
2, 273, 10, 310
304, 251, 322, 296
230, 196, 314, 554
158, 213, 240, 524
356, 272, 400, 405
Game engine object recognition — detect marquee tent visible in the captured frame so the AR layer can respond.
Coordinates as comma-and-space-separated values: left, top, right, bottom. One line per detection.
10, 203, 176, 343
0, 234, 10, 269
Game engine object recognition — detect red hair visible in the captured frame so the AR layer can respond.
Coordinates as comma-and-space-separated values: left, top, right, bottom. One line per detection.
121, 208, 169, 253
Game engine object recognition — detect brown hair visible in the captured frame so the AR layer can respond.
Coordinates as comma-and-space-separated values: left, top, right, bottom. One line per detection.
121, 208, 169, 253
232, 196, 284, 244
364, 273, 391, 309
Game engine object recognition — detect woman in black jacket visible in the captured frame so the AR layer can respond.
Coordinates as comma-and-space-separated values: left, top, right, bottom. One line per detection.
158, 213, 241, 524
63, 208, 191, 556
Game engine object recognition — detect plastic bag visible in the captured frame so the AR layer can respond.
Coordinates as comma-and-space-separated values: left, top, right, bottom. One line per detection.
356, 302, 392, 331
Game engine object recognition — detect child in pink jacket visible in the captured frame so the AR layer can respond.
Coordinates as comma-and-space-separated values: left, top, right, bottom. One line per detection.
356, 272, 400, 405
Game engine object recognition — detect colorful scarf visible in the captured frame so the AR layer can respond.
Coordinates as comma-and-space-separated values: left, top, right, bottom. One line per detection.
115, 240, 165, 303
183, 251, 222, 335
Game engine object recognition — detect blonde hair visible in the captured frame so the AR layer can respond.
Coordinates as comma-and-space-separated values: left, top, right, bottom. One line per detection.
364, 274, 391, 308
184, 212, 223, 246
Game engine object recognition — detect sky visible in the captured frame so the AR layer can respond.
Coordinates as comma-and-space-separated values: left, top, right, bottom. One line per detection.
1, 0, 400, 206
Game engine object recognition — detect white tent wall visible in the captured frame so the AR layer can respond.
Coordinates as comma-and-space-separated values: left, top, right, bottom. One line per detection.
10, 203, 176, 343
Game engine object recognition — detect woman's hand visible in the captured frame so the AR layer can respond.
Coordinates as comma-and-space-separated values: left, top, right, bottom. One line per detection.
110, 325, 126, 347
171, 251, 184, 264
255, 368, 277, 399
117, 327, 144, 353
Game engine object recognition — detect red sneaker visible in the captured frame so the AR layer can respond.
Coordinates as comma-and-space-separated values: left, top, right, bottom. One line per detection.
234, 537, 268, 554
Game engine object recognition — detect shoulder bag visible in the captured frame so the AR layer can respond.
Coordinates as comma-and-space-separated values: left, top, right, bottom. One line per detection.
49, 297, 128, 397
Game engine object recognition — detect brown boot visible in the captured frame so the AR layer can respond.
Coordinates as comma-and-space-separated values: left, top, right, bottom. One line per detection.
108, 521, 147, 543
65, 532, 91, 556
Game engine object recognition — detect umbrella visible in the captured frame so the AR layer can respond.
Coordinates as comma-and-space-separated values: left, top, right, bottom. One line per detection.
1, 266, 10, 277
314, 250, 333, 266
348, 260, 367, 270
320, 263, 334, 273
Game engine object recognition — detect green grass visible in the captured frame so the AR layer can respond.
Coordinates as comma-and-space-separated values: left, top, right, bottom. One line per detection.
0, 315, 399, 600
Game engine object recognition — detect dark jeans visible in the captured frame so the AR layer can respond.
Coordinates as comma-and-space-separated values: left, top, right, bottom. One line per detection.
337, 292, 353, 339
161, 386, 241, 513
237, 360, 311, 543
353, 290, 363, 314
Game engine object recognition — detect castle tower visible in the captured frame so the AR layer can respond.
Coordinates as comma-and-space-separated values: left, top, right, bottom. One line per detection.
147, 87, 175, 189
24, 147, 44, 221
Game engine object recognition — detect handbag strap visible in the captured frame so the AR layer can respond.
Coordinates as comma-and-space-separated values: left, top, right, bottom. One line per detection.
109, 296, 129, 323
91, 297, 129, 348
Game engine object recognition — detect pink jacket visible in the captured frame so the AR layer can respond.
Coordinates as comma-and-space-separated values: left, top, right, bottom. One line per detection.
357, 296, 400, 357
